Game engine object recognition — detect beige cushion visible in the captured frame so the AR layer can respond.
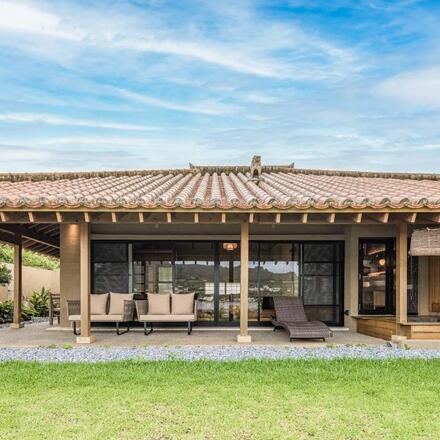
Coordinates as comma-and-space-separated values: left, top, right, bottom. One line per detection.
171, 293, 194, 315
109, 292, 134, 315
147, 293, 170, 315
69, 314, 124, 322
90, 293, 108, 315
139, 314, 196, 322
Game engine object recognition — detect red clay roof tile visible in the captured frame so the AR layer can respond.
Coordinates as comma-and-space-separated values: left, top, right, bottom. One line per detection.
1, 166, 440, 210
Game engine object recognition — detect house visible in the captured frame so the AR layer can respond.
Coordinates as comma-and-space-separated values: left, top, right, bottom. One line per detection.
1, 156, 440, 344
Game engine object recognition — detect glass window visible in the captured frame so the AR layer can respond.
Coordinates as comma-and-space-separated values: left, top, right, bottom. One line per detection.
175, 242, 216, 322
218, 243, 241, 322
359, 239, 395, 314
301, 242, 342, 324
408, 238, 418, 315
92, 242, 129, 293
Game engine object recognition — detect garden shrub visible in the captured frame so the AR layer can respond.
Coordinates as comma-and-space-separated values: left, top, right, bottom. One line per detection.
28, 287, 50, 317
0, 264, 12, 286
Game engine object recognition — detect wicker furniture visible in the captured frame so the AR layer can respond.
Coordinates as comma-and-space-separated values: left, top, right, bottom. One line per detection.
136, 293, 198, 335
272, 296, 332, 341
67, 293, 135, 335
48, 293, 61, 326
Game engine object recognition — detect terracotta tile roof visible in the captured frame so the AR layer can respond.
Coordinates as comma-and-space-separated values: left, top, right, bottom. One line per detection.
1, 165, 440, 211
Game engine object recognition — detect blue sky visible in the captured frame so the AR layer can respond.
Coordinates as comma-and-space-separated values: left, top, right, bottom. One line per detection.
0, 0, 440, 172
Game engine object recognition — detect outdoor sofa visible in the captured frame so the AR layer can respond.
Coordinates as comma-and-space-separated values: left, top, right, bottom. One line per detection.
67, 292, 135, 335
272, 296, 333, 341
135, 292, 198, 335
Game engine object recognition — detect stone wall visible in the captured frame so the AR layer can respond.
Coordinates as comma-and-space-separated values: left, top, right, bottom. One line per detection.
0, 264, 60, 301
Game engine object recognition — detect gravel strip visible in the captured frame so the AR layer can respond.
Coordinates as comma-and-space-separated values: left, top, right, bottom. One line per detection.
0, 318, 49, 330
1, 345, 440, 362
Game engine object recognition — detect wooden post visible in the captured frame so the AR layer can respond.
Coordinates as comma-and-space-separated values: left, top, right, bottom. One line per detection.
395, 222, 408, 336
76, 223, 95, 344
237, 219, 251, 343
11, 239, 23, 329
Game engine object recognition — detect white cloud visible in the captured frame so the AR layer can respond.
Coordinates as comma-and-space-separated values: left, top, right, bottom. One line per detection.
0, 2, 83, 41
377, 67, 440, 108
0, 113, 157, 131
110, 87, 238, 115
0, 1, 360, 80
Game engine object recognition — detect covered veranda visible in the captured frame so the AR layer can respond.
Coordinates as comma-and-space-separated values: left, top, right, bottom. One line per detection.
2, 158, 440, 346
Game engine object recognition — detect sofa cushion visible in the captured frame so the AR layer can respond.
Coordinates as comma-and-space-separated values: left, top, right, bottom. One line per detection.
139, 314, 196, 322
90, 293, 108, 315
147, 293, 170, 315
68, 314, 124, 322
171, 293, 194, 315
109, 292, 134, 315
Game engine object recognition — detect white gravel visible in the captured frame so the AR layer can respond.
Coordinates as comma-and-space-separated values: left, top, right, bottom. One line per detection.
1, 345, 440, 362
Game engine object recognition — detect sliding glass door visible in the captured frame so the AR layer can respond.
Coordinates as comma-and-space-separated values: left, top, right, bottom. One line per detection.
358, 238, 395, 314
91, 239, 345, 326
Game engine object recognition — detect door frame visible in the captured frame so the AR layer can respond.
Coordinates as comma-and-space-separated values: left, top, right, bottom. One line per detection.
358, 237, 395, 315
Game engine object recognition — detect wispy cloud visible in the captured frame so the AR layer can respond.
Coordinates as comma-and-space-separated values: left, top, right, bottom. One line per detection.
0, 0, 439, 172
376, 67, 440, 108
109, 88, 238, 115
0, 113, 157, 131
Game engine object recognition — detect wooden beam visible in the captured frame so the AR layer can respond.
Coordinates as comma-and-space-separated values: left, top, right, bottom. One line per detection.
0, 225, 59, 248
84, 212, 90, 223
111, 212, 117, 223
275, 213, 281, 224
28, 212, 35, 223
405, 213, 417, 223
138, 212, 144, 223
194, 213, 199, 223
237, 220, 251, 343
378, 213, 390, 223
327, 213, 336, 224
11, 240, 23, 329
77, 223, 95, 344
167, 212, 172, 223
221, 213, 226, 223
426, 213, 440, 223
354, 213, 363, 223
396, 223, 408, 330
301, 213, 308, 224
55, 212, 62, 223
0, 212, 5, 222
249, 213, 254, 224
0, 231, 20, 245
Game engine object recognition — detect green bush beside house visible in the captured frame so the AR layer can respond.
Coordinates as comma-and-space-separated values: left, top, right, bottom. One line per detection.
0, 287, 51, 324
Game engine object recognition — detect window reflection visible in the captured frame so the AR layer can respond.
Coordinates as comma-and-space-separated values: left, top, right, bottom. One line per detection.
93, 240, 344, 325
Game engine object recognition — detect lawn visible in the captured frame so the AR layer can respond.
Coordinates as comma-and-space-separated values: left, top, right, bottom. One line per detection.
1, 359, 439, 439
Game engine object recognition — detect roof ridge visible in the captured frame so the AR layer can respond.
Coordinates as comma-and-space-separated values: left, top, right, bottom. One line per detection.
1, 165, 439, 183
292, 168, 440, 181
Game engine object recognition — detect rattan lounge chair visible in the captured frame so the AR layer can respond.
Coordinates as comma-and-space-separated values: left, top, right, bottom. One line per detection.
272, 296, 333, 341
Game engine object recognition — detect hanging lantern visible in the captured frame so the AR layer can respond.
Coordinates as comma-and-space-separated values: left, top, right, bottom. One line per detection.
223, 242, 238, 251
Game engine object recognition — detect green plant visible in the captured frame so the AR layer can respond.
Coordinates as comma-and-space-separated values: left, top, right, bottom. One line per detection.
21, 303, 36, 321
0, 244, 59, 271
0, 264, 11, 286
0, 300, 13, 322
62, 344, 73, 349
28, 287, 50, 317
0, 299, 35, 323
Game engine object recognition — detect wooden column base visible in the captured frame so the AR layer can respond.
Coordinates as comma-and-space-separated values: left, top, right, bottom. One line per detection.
237, 334, 252, 343
76, 336, 96, 344
10, 323, 24, 329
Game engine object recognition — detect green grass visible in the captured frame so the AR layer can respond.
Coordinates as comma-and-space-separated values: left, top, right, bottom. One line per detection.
1, 359, 439, 439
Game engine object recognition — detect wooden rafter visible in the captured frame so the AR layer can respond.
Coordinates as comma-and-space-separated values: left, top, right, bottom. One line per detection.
0, 224, 59, 248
